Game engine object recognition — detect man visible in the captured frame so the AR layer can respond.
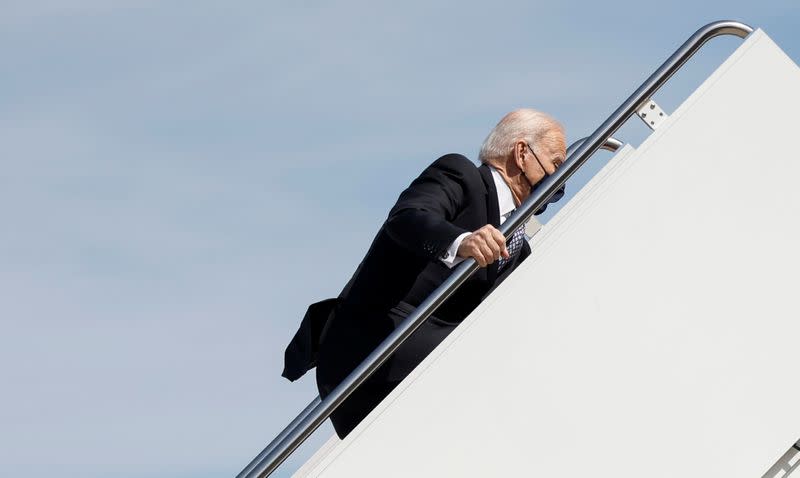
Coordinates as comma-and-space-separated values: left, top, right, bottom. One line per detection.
282, 109, 567, 438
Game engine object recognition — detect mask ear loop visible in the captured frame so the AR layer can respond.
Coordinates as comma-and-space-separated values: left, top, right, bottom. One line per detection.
526, 142, 550, 179
534, 154, 548, 176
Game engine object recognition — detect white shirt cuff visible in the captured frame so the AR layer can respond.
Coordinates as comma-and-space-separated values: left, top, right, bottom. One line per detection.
439, 232, 471, 269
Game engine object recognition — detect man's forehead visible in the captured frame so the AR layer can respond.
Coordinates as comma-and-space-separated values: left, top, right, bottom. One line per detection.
544, 130, 567, 153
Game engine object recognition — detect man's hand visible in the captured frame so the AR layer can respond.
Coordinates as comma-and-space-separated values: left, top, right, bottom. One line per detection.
457, 225, 509, 267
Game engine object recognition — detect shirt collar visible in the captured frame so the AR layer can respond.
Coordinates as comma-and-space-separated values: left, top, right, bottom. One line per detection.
488, 165, 516, 220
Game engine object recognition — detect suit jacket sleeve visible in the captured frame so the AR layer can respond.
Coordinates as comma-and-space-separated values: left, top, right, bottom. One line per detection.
281, 297, 339, 382
383, 154, 474, 261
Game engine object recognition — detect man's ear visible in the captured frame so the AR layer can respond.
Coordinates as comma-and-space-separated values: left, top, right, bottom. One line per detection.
513, 141, 527, 170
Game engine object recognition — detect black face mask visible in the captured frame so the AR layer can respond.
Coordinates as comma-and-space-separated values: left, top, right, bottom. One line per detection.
529, 180, 566, 215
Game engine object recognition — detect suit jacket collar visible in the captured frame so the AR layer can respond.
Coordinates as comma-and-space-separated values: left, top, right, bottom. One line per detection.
478, 163, 500, 226
478, 163, 500, 282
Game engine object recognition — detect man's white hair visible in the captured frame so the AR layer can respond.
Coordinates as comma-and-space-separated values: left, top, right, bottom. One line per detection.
478, 109, 563, 164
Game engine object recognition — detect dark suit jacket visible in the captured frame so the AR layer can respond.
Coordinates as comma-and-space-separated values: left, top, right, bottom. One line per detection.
282, 154, 563, 384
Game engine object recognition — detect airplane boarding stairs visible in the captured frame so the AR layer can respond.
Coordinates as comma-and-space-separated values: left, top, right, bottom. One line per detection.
242, 24, 800, 478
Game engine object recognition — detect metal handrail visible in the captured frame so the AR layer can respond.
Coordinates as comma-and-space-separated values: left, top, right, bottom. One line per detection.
237, 135, 622, 478
238, 397, 321, 478
568, 136, 624, 155
239, 20, 753, 478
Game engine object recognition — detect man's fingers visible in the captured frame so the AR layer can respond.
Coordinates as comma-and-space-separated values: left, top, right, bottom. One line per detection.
465, 225, 514, 266
478, 227, 494, 243
484, 236, 501, 258
488, 227, 504, 243
478, 243, 496, 264
472, 247, 487, 267
490, 228, 510, 258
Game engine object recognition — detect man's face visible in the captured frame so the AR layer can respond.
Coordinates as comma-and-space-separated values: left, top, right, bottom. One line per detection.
521, 130, 567, 187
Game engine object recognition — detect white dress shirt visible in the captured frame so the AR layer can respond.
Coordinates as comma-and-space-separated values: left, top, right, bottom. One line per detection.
439, 166, 516, 268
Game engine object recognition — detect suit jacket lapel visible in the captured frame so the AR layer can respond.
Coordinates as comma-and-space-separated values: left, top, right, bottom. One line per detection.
478, 164, 500, 283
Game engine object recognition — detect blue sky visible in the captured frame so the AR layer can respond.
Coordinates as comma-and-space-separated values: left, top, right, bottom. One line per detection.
1, 1, 798, 477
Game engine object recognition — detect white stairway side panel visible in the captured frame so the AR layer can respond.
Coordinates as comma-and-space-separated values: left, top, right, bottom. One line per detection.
301, 29, 800, 477
294, 146, 641, 478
